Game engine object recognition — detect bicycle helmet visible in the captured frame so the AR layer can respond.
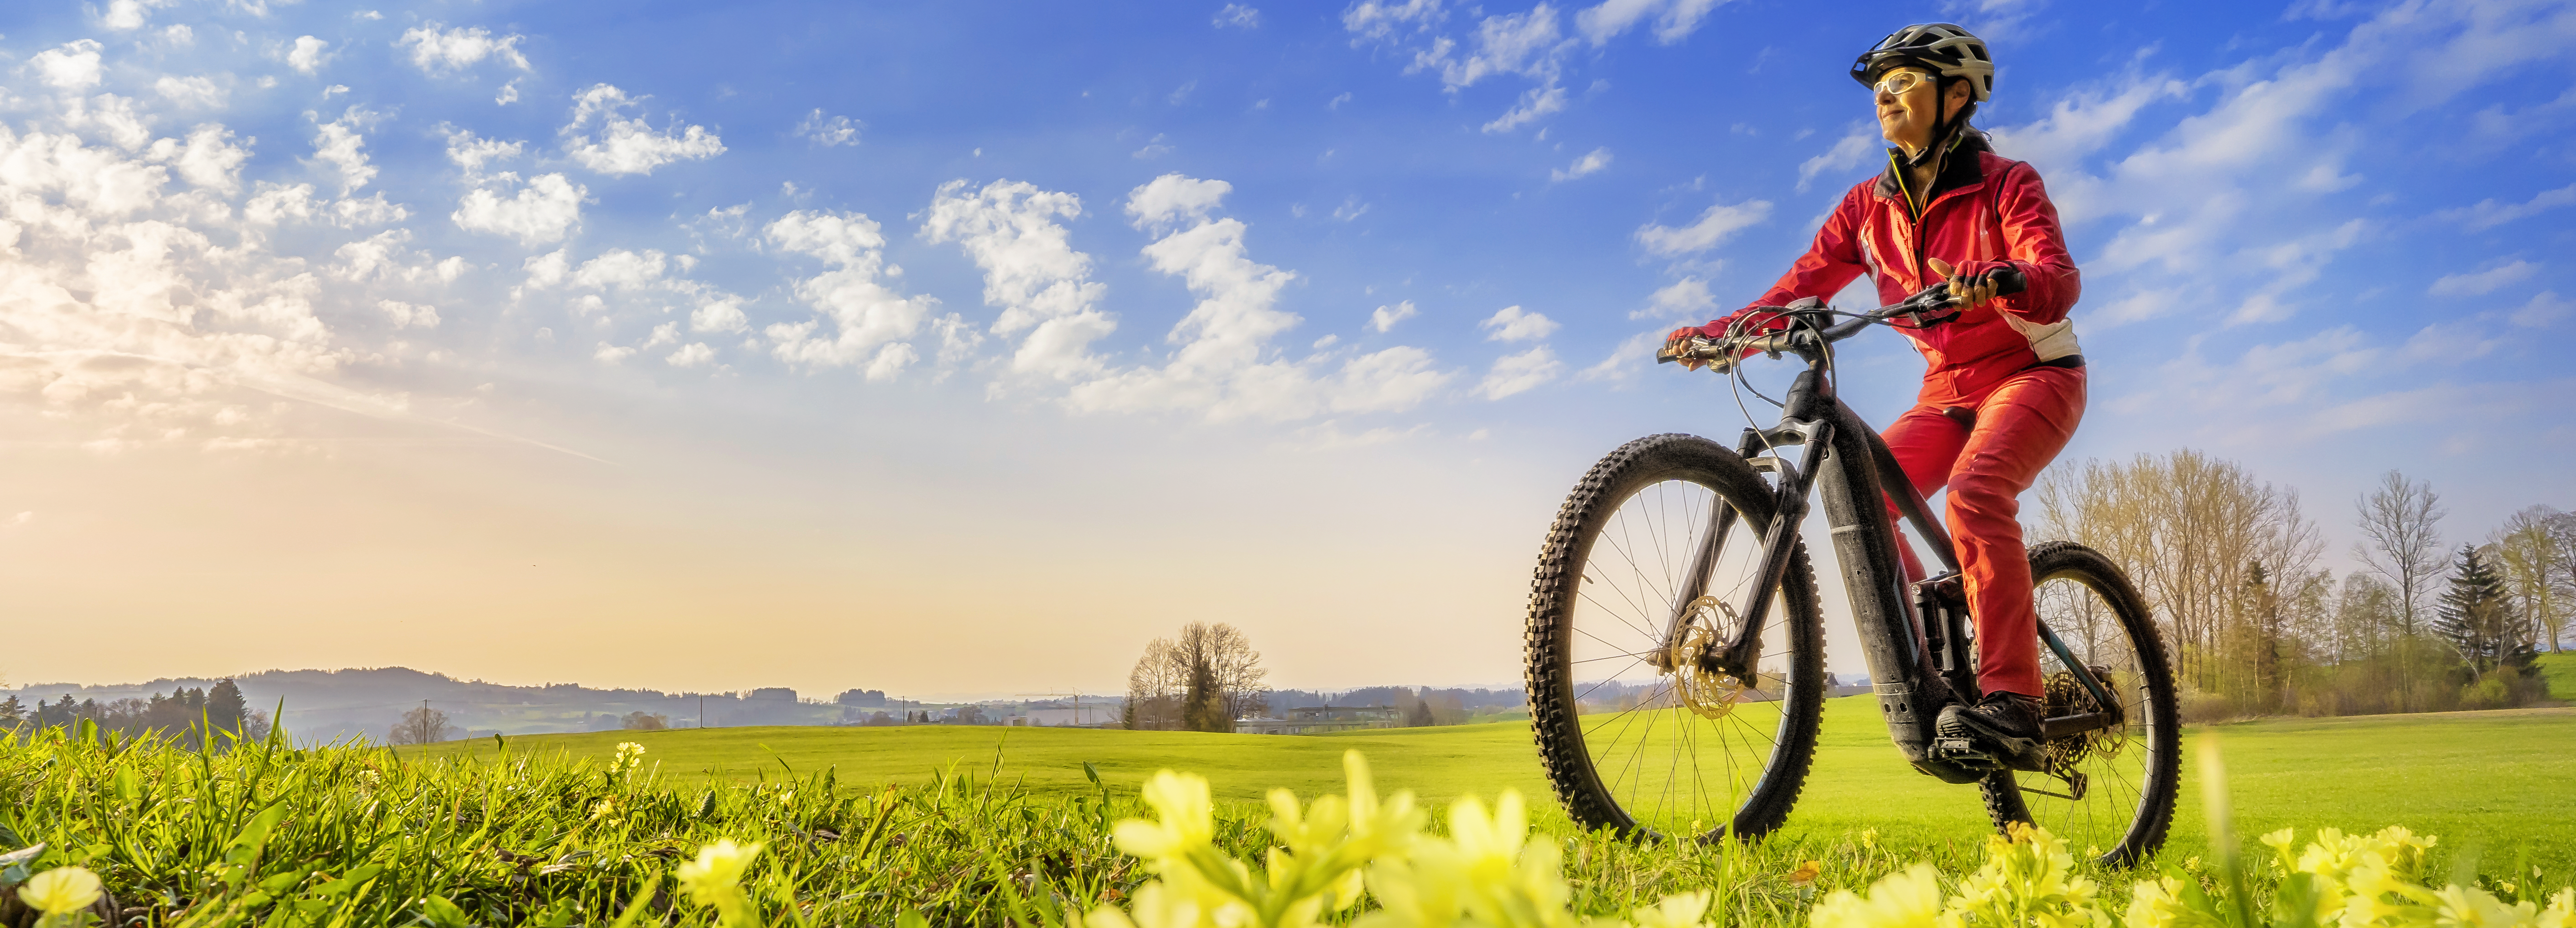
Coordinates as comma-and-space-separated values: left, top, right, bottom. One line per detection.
1850, 23, 1993, 102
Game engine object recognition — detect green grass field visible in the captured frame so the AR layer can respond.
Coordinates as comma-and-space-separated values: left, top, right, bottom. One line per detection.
428, 698, 2576, 872
2541, 652, 2576, 702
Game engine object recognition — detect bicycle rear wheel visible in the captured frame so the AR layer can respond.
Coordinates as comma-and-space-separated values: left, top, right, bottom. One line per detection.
1525, 433, 1825, 842
1980, 540, 2180, 867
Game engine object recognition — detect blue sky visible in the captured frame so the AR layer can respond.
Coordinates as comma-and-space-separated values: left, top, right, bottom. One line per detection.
0, 0, 2570, 699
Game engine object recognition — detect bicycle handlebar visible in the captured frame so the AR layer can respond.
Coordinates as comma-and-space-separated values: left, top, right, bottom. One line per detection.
1657, 267, 2025, 365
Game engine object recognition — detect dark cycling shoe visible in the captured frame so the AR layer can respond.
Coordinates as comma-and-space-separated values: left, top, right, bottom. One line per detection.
1934, 692, 2043, 768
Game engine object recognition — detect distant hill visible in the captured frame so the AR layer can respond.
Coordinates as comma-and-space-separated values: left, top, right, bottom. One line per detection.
0, 667, 879, 744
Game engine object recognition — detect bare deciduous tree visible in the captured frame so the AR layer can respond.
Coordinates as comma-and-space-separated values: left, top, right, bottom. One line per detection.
389, 705, 456, 745
2036, 449, 2321, 699
2489, 506, 2573, 654
1125, 637, 1185, 731
1124, 623, 1269, 733
2352, 469, 2446, 636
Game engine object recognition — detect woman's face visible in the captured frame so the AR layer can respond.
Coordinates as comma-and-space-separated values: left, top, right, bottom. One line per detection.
1873, 67, 1943, 152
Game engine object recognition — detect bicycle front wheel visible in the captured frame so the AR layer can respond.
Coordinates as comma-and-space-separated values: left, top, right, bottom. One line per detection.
1980, 540, 2181, 867
1525, 433, 1825, 842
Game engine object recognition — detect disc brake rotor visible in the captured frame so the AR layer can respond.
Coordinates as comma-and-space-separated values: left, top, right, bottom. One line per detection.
2040, 665, 2124, 780
1669, 596, 1749, 720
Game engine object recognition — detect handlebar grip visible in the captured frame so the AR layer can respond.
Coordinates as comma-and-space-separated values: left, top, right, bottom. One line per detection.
1987, 266, 2027, 297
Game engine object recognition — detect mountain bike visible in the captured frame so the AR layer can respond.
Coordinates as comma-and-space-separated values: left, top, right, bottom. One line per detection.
1522, 272, 2180, 866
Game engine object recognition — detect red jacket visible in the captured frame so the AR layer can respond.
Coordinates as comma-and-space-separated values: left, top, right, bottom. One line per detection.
1695, 140, 2080, 407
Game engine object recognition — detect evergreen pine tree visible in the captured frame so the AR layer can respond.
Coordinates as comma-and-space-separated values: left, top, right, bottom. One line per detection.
207, 678, 249, 732
2435, 545, 2520, 677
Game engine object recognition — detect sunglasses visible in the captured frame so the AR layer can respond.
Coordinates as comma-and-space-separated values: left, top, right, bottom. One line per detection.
1871, 71, 1935, 97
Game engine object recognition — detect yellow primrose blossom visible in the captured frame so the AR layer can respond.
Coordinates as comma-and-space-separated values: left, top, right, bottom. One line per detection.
1114, 771, 1218, 861
18, 866, 104, 917
1946, 824, 2102, 928
1628, 889, 1715, 928
1812, 863, 1950, 928
676, 838, 764, 927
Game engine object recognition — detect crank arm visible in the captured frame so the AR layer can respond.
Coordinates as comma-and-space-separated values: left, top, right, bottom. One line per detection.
2039, 712, 2121, 740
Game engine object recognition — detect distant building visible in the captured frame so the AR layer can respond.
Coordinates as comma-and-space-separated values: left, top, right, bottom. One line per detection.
1236, 705, 1402, 735
1007, 705, 1121, 727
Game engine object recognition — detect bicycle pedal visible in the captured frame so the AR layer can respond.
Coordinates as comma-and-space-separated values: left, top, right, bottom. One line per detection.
1929, 737, 2000, 767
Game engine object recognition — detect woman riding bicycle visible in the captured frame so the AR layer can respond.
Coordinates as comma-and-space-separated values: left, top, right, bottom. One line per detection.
1663, 23, 2084, 754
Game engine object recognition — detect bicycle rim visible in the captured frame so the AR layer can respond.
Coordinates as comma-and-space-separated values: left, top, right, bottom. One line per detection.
1984, 542, 2180, 866
1529, 434, 1823, 841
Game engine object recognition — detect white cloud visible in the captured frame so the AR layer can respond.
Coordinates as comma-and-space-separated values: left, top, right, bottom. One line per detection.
594, 343, 637, 364
102, 0, 179, 31
762, 210, 937, 374
2438, 182, 2576, 232
1478, 305, 1559, 341
0, 121, 431, 449
1331, 196, 1371, 221
1635, 198, 1771, 256
2426, 260, 2538, 297
1068, 176, 1453, 420
286, 36, 331, 74
690, 299, 748, 334
331, 192, 410, 226
1131, 134, 1175, 159
572, 249, 670, 292
1125, 173, 1234, 229
561, 84, 726, 176
921, 179, 1116, 380
1343, 0, 1445, 42
666, 343, 715, 368
1352, 1, 1590, 133
1573, 0, 1726, 46
378, 300, 440, 329
443, 129, 524, 177
523, 249, 570, 288
398, 23, 532, 75
2509, 291, 2570, 328
145, 124, 251, 195
1637, 276, 1716, 320
154, 75, 228, 109
1477, 345, 1562, 399
1368, 300, 1418, 332
452, 172, 586, 245
1550, 146, 1611, 181
1214, 4, 1261, 28
496, 81, 520, 106
1795, 124, 1877, 192
32, 41, 106, 93
797, 109, 860, 147
309, 117, 375, 192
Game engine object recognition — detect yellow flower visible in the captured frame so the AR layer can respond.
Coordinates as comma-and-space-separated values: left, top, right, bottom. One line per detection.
676, 839, 764, 926
1629, 890, 1714, 928
1946, 824, 2100, 928
2122, 876, 2207, 928
18, 867, 104, 917
1113, 771, 1217, 861
1812, 864, 1947, 928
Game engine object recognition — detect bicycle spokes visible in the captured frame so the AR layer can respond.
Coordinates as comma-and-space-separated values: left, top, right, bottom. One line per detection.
1564, 476, 1809, 838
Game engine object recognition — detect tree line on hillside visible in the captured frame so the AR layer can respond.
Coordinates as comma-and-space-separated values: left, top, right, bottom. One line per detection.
2037, 452, 2568, 719
0, 679, 270, 741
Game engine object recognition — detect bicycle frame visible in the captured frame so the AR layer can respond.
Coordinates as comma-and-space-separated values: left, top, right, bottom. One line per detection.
1652, 308, 2120, 771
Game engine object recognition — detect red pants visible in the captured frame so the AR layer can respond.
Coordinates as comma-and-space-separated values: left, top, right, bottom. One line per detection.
1882, 365, 2086, 699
